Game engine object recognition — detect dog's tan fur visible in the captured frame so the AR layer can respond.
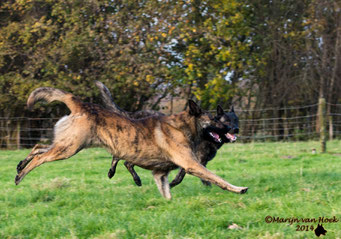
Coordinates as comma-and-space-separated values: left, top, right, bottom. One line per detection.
16, 87, 248, 199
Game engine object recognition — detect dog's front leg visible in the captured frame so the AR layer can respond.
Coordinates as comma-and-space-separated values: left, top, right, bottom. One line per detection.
169, 168, 186, 188
200, 179, 212, 186
168, 149, 248, 194
152, 170, 171, 200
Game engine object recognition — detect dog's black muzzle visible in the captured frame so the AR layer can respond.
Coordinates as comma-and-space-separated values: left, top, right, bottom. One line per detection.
203, 125, 231, 144
230, 127, 239, 134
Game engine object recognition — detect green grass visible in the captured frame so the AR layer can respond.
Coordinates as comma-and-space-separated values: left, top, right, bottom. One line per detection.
1, 140, 341, 238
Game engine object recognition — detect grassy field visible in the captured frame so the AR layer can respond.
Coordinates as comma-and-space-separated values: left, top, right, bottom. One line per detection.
0, 140, 341, 238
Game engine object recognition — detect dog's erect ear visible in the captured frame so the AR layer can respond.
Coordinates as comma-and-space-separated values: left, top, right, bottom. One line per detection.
230, 106, 235, 113
217, 105, 225, 116
188, 100, 202, 117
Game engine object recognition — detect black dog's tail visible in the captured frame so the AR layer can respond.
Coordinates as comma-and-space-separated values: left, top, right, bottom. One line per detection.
95, 81, 130, 117
27, 87, 81, 114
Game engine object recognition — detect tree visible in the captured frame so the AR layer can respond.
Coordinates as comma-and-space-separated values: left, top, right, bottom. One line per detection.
0, 0, 179, 116
168, 0, 253, 109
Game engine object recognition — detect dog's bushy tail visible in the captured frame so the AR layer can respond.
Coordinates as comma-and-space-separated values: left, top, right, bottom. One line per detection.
27, 87, 81, 113
95, 81, 129, 117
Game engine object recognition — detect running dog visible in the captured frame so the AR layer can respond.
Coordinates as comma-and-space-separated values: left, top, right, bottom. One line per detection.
16, 87, 248, 199
95, 81, 239, 188
170, 106, 239, 187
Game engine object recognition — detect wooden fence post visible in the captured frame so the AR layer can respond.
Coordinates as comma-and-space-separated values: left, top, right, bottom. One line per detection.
329, 115, 333, 141
318, 98, 327, 153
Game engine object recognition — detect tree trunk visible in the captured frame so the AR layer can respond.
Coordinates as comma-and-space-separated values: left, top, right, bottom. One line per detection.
327, 25, 341, 140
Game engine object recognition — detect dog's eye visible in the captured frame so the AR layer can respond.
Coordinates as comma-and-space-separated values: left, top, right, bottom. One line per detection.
220, 116, 230, 122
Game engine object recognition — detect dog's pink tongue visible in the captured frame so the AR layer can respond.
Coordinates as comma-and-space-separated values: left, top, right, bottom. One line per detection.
212, 132, 220, 140
226, 133, 237, 141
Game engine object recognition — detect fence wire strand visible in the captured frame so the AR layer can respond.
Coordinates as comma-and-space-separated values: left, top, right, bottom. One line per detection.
0, 101, 340, 148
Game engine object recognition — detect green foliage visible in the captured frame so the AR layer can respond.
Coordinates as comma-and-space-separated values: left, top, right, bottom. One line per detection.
0, 0, 260, 115
0, 0, 340, 115
1, 140, 341, 238
170, 0, 254, 109
0, 0, 177, 116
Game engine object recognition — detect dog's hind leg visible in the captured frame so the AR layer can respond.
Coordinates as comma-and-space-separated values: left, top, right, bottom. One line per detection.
15, 142, 84, 185
124, 161, 142, 186
169, 168, 186, 188
17, 144, 50, 174
108, 157, 120, 179
152, 170, 171, 200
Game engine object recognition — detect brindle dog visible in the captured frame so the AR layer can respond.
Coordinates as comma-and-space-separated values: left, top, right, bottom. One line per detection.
15, 87, 248, 199
95, 81, 239, 188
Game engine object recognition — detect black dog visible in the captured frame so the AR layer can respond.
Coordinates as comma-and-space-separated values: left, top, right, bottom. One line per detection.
95, 81, 239, 187
170, 105, 239, 187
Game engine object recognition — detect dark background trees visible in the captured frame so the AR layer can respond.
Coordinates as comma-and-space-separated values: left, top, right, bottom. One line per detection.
0, 0, 340, 147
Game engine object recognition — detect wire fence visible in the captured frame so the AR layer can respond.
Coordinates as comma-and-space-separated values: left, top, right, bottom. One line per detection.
0, 101, 340, 149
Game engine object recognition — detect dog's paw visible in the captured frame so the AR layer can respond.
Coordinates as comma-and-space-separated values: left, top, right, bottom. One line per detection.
201, 180, 212, 187
239, 187, 248, 194
108, 169, 115, 179
134, 177, 142, 187
15, 175, 22, 185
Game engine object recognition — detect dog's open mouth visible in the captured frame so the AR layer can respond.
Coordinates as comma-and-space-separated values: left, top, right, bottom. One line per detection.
226, 133, 237, 142
208, 131, 222, 143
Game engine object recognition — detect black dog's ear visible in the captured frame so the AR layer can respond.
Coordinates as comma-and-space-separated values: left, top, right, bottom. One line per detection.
217, 105, 224, 116
188, 100, 202, 117
231, 106, 235, 112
